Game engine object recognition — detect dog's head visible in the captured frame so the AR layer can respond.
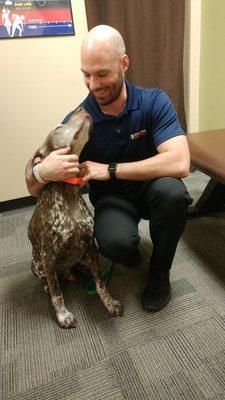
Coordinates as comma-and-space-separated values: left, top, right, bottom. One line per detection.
34, 107, 92, 159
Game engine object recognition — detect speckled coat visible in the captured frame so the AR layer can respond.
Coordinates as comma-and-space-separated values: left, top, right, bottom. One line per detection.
28, 108, 123, 328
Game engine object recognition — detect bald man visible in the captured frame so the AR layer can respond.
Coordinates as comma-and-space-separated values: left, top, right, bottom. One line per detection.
25, 25, 192, 312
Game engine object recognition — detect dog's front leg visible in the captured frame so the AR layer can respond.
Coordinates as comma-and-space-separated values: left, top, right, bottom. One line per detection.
42, 255, 76, 328
84, 249, 123, 317
93, 272, 123, 317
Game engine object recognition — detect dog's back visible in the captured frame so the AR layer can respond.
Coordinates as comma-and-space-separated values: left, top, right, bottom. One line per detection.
28, 107, 93, 274
28, 108, 123, 328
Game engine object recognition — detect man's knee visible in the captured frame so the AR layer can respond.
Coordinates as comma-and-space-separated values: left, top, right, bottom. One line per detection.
93, 194, 141, 265
96, 232, 140, 265
146, 177, 192, 209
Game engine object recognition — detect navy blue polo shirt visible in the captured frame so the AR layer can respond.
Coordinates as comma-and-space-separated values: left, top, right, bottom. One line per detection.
62, 81, 185, 201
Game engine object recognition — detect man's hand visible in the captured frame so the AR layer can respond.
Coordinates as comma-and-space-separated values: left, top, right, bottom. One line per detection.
38, 147, 80, 182
80, 161, 110, 182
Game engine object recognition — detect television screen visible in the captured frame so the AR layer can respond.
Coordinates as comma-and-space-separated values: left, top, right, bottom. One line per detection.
0, 0, 75, 39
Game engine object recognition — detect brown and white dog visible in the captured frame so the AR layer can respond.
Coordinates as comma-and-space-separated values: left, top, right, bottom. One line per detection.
28, 108, 123, 328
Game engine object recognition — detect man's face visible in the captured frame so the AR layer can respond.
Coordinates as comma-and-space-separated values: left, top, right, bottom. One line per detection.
81, 48, 126, 107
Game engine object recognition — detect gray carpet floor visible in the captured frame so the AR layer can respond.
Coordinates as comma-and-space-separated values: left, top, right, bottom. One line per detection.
1, 171, 225, 400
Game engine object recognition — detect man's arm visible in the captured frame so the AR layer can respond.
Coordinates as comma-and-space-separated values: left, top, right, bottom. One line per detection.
25, 158, 45, 197
116, 135, 190, 180
80, 135, 190, 182
25, 147, 80, 197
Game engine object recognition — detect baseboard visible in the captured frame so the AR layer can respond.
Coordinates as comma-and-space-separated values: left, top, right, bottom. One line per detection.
0, 196, 37, 213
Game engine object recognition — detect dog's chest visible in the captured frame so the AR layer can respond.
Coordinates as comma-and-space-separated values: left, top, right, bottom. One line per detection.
30, 183, 93, 252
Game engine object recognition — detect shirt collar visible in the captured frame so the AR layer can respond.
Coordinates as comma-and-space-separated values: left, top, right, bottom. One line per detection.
82, 80, 140, 123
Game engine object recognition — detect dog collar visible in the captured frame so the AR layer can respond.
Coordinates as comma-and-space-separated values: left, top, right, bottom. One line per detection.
63, 177, 83, 185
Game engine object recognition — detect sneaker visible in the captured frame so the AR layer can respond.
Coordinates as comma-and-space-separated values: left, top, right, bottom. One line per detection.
141, 269, 171, 312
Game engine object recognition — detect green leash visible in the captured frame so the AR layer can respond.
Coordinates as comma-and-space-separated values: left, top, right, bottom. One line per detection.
85, 262, 114, 297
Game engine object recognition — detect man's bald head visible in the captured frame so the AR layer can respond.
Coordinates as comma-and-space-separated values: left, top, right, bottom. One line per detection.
80, 25, 129, 111
81, 25, 126, 60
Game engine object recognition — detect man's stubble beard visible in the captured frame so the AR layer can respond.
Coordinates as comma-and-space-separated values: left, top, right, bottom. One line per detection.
91, 72, 124, 107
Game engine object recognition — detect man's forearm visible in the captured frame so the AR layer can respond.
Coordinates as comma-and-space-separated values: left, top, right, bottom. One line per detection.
116, 136, 190, 181
116, 151, 189, 181
25, 159, 45, 197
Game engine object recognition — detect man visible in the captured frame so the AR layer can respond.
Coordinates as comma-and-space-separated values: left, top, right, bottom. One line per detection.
10, 14, 24, 37
2, 8, 12, 36
26, 25, 191, 312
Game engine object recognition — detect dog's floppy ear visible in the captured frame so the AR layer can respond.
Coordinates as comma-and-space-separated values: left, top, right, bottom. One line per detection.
32, 142, 49, 163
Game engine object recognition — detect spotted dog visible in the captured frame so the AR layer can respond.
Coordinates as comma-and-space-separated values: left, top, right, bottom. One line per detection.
28, 108, 123, 328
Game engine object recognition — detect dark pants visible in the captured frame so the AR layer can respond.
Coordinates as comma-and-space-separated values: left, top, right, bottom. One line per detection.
91, 177, 192, 272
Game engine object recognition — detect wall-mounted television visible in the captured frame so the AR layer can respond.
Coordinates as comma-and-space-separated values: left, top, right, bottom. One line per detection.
0, 0, 75, 39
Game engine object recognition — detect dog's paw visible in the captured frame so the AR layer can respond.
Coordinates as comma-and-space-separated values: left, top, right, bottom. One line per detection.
108, 299, 123, 317
57, 309, 77, 329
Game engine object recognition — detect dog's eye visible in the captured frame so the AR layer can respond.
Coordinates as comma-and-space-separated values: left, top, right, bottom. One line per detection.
74, 129, 81, 138
54, 124, 64, 131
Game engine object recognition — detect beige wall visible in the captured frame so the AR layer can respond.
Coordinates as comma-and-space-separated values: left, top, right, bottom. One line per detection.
199, 0, 225, 131
0, 0, 88, 202
2, 1, 225, 202
184, 0, 201, 133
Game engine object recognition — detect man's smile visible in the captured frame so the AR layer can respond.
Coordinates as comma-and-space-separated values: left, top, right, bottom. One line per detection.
94, 88, 109, 98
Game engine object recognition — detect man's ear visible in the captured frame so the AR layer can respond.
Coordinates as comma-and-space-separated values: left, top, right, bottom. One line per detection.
121, 54, 129, 73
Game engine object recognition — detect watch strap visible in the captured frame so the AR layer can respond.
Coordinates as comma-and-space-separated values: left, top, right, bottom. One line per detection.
108, 162, 118, 179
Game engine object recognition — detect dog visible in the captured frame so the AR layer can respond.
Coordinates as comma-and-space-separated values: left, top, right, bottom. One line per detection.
28, 107, 123, 328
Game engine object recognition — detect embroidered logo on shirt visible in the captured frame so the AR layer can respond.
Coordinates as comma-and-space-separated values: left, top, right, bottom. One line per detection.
130, 129, 147, 140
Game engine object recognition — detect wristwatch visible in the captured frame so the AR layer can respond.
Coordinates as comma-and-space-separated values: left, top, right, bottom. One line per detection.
108, 162, 118, 179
